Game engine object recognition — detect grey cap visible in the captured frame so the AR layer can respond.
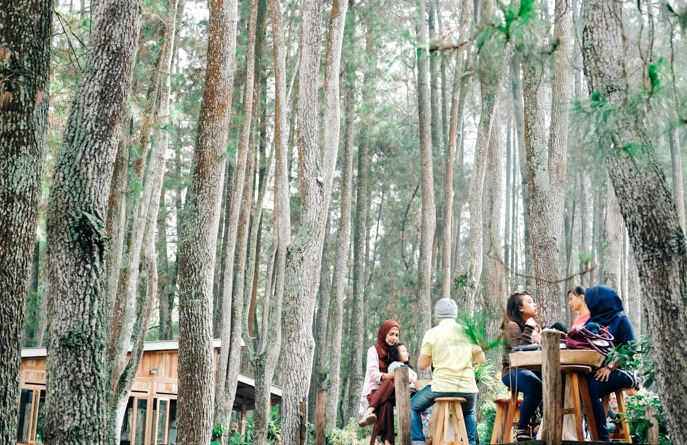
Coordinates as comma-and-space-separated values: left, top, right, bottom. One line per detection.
434, 298, 458, 320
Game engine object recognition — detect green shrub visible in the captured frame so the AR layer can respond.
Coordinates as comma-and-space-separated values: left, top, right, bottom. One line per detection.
477, 400, 497, 443
624, 390, 670, 445
325, 419, 370, 445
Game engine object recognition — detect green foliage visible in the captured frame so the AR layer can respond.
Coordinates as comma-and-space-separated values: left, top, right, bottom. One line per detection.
474, 361, 498, 389
477, 401, 497, 444
606, 335, 655, 388
666, 2, 687, 32
624, 390, 671, 445
326, 418, 369, 445
646, 58, 664, 95
476, 0, 539, 54
211, 423, 224, 445
228, 405, 281, 444
460, 311, 506, 352
453, 273, 469, 290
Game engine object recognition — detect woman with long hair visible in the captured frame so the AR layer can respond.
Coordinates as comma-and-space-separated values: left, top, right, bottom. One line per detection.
501, 291, 543, 442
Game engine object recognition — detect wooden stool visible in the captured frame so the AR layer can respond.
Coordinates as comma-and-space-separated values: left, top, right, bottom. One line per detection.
603, 389, 633, 443
490, 391, 522, 444
560, 365, 598, 441
430, 397, 469, 445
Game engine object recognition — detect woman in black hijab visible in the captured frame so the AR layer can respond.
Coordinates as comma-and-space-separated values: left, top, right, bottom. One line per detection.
585, 285, 637, 442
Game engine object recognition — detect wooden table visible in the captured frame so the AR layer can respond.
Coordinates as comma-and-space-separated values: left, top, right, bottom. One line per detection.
509, 333, 607, 445
509, 348, 606, 370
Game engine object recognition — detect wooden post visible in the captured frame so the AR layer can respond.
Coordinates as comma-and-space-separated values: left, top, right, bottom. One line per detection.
241, 399, 247, 435
647, 405, 659, 444
314, 389, 328, 445
541, 330, 563, 445
394, 366, 411, 445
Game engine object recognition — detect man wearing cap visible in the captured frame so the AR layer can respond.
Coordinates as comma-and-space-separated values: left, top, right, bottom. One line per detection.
410, 298, 485, 445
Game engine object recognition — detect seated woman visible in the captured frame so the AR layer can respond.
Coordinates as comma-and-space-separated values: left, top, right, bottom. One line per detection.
501, 291, 543, 442
567, 286, 590, 329
360, 343, 417, 444
584, 285, 637, 442
358, 320, 400, 438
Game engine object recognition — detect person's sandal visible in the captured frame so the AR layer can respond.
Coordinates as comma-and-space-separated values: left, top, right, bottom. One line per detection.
358, 413, 376, 427
516, 428, 531, 441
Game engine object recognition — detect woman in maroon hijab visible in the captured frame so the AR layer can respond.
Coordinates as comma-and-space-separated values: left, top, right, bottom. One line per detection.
358, 320, 400, 444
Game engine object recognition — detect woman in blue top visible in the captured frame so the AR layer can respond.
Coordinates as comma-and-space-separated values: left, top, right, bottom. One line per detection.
585, 285, 637, 442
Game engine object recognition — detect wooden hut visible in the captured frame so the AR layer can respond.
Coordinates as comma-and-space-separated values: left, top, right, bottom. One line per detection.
16, 340, 282, 445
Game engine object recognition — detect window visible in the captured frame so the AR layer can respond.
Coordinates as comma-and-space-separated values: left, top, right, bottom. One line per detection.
16, 388, 45, 443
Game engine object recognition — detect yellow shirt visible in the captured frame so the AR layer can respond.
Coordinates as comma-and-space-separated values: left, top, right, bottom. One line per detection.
420, 319, 482, 393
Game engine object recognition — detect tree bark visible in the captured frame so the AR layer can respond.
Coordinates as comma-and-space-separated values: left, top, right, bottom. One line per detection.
44, 1, 140, 443
108, 3, 178, 435
416, 0, 436, 353
582, 1, 687, 441
281, 0, 345, 440
522, 0, 571, 321
602, 178, 623, 290
669, 129, 685, 234
214, 0, 258, 426
345, 36, 371, 427
483, 107, 505, 345
308, 219, 332, 422
0, 0, 52, 440
466, 2, 506, 311
442, 0, 472, 300
326, 17, 355, 423
510, 55, 534, 285
253, 0, 291, 440
176, 0, 237, 442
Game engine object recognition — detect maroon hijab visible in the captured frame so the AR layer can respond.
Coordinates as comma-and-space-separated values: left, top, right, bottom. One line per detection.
375, 320, 400, 373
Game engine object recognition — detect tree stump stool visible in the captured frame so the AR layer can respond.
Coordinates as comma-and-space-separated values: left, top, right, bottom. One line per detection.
430, 397, 469, 445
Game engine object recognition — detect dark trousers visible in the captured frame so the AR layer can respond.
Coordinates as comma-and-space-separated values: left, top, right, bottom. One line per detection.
587, 370, 635, 442
502, 369, 542, 431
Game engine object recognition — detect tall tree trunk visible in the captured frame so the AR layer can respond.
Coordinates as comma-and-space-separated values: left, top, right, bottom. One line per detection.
281, 0, 345, 440
579, 170, 592, 287
326, 1, 355, 427
416, 0, 436, 352
176, 0, 237, 442
107, 3, 178, 434
345, 8, 371, 422
308, 219, 332, 422
483, 107, 505, 346
442, 0, 472, 300
669, 129, 686, 234
522, 0, 571, 321
429, 0, 445, 287
510, 55, 533, 285
44, 1, 140, 443
582, 1, 687, 441
215, 0, 258, 426
109, 1, 179, 436
0, 0, 52, 440
466, 2, 505, 311
326, 96, 355, 429
253, 0, 291, 440
223, 118, 257, 422
603, 178, 623, 290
